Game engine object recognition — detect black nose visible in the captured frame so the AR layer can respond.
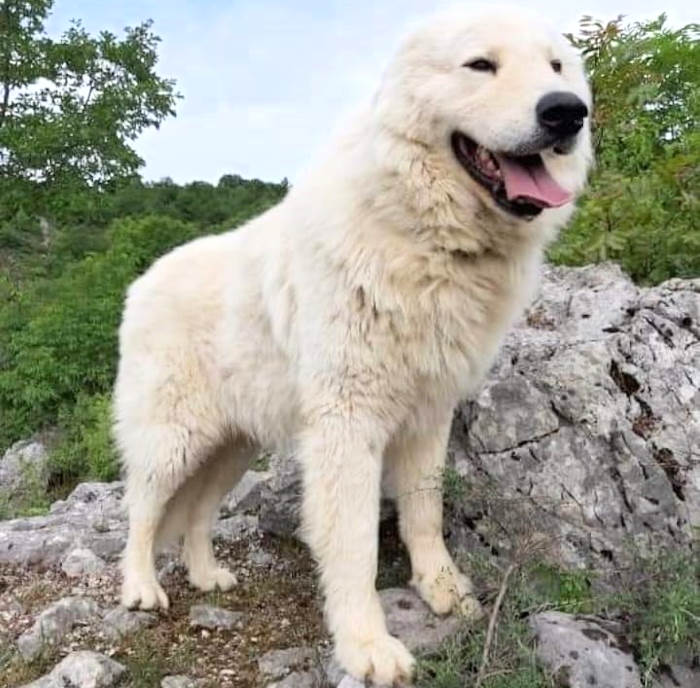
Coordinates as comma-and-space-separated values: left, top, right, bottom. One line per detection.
536, 91, 588, 137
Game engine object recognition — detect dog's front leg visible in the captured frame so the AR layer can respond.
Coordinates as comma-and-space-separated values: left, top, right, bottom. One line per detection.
386, 411, 483, 620
299, 415, 415, 686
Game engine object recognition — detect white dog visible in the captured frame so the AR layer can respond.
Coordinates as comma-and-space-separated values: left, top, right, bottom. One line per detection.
115, 6, 591, 685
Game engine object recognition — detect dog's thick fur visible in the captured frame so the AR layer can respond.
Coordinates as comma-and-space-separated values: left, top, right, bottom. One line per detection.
115, 7, 591, 685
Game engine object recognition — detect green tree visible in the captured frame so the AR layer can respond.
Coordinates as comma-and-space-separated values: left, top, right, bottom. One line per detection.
0, 0, 178, 207
550, 15, 700, 283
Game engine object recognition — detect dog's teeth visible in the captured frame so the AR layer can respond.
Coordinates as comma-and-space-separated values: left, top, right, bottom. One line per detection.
481, 155, 501, 178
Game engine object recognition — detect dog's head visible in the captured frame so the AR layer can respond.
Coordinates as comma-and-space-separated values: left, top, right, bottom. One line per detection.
374, 7, 592, 223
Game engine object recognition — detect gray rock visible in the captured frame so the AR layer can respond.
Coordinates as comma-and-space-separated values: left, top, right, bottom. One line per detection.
20, 650, 125, 688
221, 469, 273, 515
336, 677, 365, 688
530, 611, 641, 688
0, 482, 126, 567
257, 452, 396, 539
258, 646, 315, 680
448, 264, 698, 570
655, 663, 700, 688
0, 439, 49, 496
0, 476, 261, 571
188, 604, 244, 630
161, 676, 198, 688
213, 513, 258, 542
61, 547, 107, 578
17, 596, 101, 660
258, 452, 302, 538
267, 671, 320, 688
380, 588, 462, 654
322, 656, 347, 686
102, 606, 157, 640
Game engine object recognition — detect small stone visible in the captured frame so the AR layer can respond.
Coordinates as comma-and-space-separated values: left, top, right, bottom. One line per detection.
17, 596, 101, 660
188, 604, 243, 631
20, 650, 125, 687
91, 514, 111, 533
61, 547, 107, 578
268, 671, 319, 688
258, 646, 314, 680
337, 676, 365, 688
161, 676, 197, 688
380, 588, 462, 654
248, 549, 275, 567
102, 606, 156, 640
1, 598, 24, 622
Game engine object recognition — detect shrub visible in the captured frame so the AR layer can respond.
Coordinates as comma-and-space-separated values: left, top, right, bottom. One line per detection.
615, 550, 700, 685
0, 216, 200, 449
50, 392, 119, 487
550, 16, 700, 284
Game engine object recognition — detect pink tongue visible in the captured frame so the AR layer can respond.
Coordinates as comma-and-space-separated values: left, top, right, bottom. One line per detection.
494, 154, 572, 207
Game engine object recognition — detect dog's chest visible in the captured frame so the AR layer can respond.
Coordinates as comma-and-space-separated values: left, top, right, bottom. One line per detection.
385, 254, 537, 395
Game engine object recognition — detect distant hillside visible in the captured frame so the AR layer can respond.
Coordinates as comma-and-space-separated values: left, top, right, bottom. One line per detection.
0, 175, 287, 500
0, 175, 288, 283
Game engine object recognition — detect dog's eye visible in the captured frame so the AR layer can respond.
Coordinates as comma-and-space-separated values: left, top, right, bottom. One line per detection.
551, 59, 562, 73
464, 58, 496, 73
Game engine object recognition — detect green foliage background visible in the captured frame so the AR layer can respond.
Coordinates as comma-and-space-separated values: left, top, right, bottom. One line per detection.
548, 15, 699, 283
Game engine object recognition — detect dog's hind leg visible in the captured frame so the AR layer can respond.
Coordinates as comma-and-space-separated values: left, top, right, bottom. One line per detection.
120, 425, 206, 611
182, 439, 253, 592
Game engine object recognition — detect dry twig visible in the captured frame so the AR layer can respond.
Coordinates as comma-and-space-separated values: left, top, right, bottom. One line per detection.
474, 562, 517, 688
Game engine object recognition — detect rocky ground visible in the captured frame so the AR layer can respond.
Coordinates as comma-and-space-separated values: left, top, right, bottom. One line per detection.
0, 263, 698, 687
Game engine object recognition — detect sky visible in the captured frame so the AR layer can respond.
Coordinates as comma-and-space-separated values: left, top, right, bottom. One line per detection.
46, 1, 696, 185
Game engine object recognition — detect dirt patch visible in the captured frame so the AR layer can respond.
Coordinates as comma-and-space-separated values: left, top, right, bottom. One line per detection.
0, 534, 327, 687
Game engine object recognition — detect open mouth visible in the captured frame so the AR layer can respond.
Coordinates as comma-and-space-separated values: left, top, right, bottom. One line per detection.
451, 132, 572, 219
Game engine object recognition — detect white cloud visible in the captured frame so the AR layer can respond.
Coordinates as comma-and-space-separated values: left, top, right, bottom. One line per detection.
46, 0, 695, 184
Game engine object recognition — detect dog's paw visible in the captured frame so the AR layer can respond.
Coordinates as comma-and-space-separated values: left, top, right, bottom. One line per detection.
413, 565, 483, 620
121, 577, 169, 611
336, 631, 415, 686
188, 566, 238, 593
